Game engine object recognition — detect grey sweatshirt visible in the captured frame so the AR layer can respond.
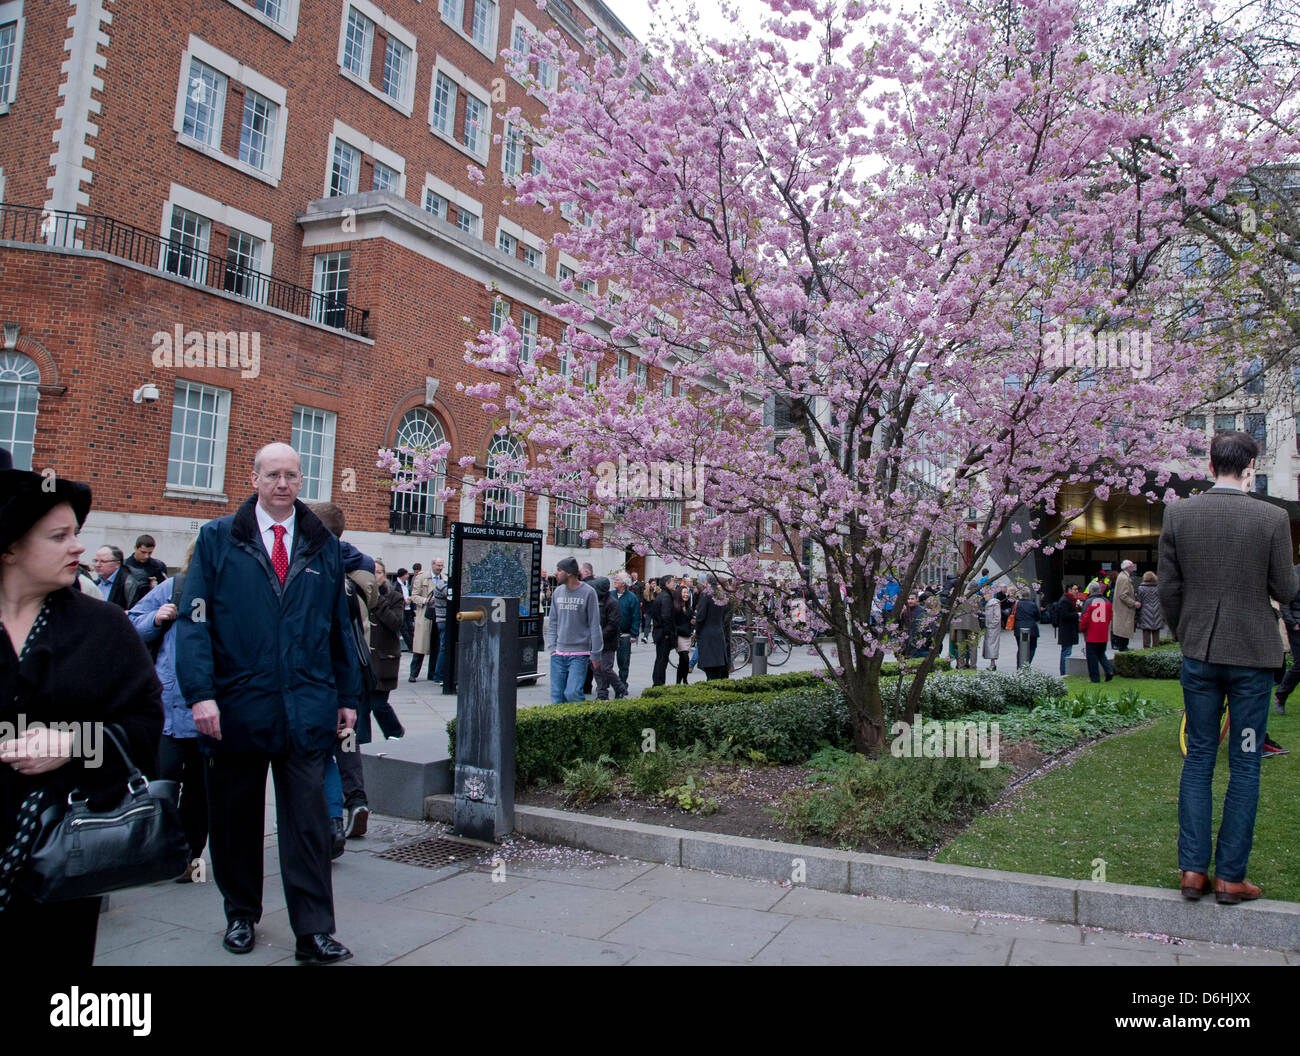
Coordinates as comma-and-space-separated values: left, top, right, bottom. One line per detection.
544, 581, 604, 654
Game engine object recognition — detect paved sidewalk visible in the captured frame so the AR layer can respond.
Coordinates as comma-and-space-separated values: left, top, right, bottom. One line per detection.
94, 814, 1292, 966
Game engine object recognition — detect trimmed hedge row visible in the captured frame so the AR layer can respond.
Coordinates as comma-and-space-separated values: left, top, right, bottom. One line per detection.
448, 665, 1051, 784
1114, 647, 1183, 679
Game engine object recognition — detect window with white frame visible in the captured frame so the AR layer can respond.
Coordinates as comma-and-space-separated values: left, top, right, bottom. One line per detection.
338, 2, 417, 114
174, 38, 288, 183
440, 0, 463, 23
484, 436, 525, 526
667, 501, 682, 529
520, 310, 538, 362
557, 472, 584, 538
490, 297, 510, 335
0, 352, 39, 471
292, 406, 337, 501
167, 380, 230, 492
616, 352, 628, 379
182, 58, 226, 149
456, 205, 480, 238
341, 7, 373, 79
224, 229, 264, 300
429, 60, 491, 163
391, 409, 447, 534
0, 3, 24, 109
330, 139, 361, 196
163, 207, 211, 283
313, 251, 351, 328
381, 35, 411, 103
373, 160, 398, 192
462, 94, 486, 155
431, 72, 456, 135
662, 374, 673, 397
636, 362, 647, 387
222, 0, 300, 38
502, 123, 524, 177
557, 262, 575, 284
497, 230, 517, 257
255, 0, 283, 20
558, 347, 570, 378
424, 188, 448, 219
470, 0, 497, 49
238, 90, 278, 172
522, 245, 540, 270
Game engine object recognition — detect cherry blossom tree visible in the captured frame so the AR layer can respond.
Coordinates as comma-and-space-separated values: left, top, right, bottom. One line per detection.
383, 0, 1299, 754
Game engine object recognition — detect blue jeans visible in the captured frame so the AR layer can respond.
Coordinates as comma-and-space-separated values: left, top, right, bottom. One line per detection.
324, 755, 343, 821
1059, 643, 1073, 676
433, 620, 449, 682
1178, 656, 1273, 882
550, 653, 590, 704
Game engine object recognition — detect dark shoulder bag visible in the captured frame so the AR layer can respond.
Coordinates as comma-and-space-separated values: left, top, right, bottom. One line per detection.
0, 726, 190, 906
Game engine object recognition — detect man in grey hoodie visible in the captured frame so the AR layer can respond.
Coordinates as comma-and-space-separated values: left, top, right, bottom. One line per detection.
544, 557, 603, 703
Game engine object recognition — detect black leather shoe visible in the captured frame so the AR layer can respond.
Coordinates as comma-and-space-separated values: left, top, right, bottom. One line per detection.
295, 933, 353, 964
330, 817, 345, 860
223, 919, 255, 954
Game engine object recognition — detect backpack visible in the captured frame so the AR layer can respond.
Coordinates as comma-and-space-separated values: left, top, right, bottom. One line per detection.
146, 572, 186, 662
345, 577, 377, 693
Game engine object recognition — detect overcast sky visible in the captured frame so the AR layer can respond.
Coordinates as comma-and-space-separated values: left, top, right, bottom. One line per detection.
606, 0, 767, 45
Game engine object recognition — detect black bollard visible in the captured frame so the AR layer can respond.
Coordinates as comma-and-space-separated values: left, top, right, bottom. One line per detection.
752, 633, 768, 677
453, 595, 518, 842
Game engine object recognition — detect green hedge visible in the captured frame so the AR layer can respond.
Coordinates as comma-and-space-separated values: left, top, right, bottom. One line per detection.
640, 671, 826, 698
1114, 646, 1183, 679
884, 669, 1068, 720
679, 686, 850, 764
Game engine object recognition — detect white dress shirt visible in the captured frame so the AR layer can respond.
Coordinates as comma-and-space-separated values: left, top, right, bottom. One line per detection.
255, 502, 296, 565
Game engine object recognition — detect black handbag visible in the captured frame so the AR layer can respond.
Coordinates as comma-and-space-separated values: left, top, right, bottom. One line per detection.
4, 725, 190, 904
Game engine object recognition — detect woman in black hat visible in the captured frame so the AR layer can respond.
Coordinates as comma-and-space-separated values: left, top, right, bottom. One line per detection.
0, 471, 163, 966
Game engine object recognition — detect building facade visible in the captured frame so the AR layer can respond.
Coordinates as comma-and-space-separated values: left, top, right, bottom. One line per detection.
0, 0, 698, 578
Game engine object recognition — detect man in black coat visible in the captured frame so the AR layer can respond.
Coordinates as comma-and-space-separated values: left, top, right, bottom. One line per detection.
123, 534, 169, 588
177, 442, 360, 963
93, 545, 148, 610
650, 575, 678, 686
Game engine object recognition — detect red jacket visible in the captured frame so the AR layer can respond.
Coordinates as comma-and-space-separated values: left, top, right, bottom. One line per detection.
1080, 598, 1113, 643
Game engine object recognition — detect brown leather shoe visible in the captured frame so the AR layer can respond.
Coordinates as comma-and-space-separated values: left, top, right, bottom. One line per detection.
1213, 877, 1262, 905
1180, 871, 1211, 900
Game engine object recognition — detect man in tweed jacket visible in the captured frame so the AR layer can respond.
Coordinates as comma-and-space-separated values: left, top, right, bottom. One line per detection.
1158, 431, 1298, 905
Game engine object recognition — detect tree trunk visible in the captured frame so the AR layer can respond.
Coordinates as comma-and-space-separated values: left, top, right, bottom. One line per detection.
847, 653, 886, 757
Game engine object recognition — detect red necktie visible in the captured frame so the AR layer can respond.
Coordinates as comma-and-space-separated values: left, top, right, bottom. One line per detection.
271, 524, 288, 584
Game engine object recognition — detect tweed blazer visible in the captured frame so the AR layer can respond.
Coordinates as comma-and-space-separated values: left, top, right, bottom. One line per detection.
1157, 488, 1298, 669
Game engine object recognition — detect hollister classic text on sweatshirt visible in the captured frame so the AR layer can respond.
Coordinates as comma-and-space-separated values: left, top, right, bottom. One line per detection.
544, 582, 604, 655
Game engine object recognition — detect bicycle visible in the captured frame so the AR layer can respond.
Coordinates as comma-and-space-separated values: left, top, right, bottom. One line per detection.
728, 621, 792, 670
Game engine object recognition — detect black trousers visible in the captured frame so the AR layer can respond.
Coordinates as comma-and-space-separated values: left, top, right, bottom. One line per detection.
205, 748, 335, 937
1277, 627, 1300, 704
158, 734, 209, 861
676, 650, 691, 684
410, 620, 439, 678
652, 635, 673, 686
401, 610, 414, 651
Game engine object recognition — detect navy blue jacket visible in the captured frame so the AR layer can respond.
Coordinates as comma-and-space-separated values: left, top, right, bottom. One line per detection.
176, 496, 362, 754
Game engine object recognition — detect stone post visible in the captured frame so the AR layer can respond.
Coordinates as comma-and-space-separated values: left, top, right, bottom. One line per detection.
452, 595, 518, 842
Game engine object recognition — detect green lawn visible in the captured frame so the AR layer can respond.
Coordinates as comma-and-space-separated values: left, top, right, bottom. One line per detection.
934, 676, 1300, 902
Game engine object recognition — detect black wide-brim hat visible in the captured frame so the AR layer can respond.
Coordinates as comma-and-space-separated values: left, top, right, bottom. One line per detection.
0, 470, 93, 554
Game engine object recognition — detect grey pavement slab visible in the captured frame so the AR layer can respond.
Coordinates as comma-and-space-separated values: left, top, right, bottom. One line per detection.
602, 898, 791, 961
773, 886, 981, 933
625, 864, 790, 911
256, 897, 463, 966
1009, 937, 1181, 966
471, 879, 655, 939
388, 920, 638, 965
384, 868, 538, 917
93, 911, 183, 956
751, 915, 1013, 966
493, 855, 659, 890
94, 915, 298, 966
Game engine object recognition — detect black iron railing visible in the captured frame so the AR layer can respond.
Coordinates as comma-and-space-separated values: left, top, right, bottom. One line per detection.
0, 203, 371, 337
555, 527, 589, 548
389, 510, 448, 537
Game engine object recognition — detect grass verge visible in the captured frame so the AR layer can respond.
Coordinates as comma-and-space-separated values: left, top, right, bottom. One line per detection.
934, 675, 1300, 902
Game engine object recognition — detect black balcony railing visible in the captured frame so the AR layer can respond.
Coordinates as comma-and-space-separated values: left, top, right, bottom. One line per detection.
389, 510, 448, 537
555, 527, 589, 548
0, 202, 372, 337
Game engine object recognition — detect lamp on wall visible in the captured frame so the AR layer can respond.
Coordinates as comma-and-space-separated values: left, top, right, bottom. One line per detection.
132, 384, 160, 404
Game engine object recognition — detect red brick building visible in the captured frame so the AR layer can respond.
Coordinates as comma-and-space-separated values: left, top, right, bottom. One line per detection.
0, 0, 671, 577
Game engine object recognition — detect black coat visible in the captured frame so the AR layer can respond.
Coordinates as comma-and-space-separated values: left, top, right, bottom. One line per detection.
694, 593, 730, 668
368, 585, 404, 693
1054, 595, 1080, 646
176, 496, 362, 755
1013, 599, 1041, 639
104, 566, 148, 610
673, 602, 694, 643
650, 591, 676, 642
0, 588, 163, 849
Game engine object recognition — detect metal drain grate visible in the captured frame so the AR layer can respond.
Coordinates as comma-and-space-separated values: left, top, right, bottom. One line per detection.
376, 835, 489, 869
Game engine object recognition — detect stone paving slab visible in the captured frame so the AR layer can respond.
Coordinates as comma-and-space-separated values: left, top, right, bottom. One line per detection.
470, 880, 656, 939
601, 898, 791, 961
388, 920, 638, 966
751, 915, 1012, 966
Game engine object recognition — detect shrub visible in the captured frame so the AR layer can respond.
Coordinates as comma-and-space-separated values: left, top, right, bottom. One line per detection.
624, 742, 706, 795
560, 756, 618, 807
678, 685, 851, 764
1114, 647, 1183, 679
640, 670, 826, 698
883, 668, 1067, 720
775, 746, 1006, 847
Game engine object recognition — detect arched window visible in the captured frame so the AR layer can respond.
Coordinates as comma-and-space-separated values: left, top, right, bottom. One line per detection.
483, 436, 525, 526
0, 354, 40, 470
390, 408, 447, 536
